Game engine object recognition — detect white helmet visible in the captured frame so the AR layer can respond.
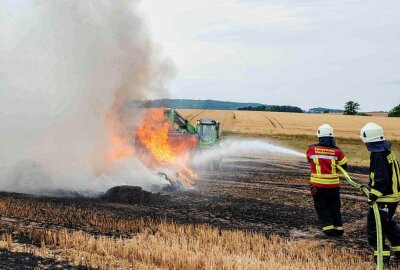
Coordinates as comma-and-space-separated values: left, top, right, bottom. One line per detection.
317, 124, 334, 137
360, 123, 385, 143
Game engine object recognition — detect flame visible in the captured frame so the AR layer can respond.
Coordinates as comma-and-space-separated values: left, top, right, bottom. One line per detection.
102, 108, 198, 187
104, 113, 134, 162
135, 109, 198, 186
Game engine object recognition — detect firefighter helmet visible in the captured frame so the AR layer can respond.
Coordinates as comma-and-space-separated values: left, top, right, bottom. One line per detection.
360, 123, 385, 143
317, 124, 334, 137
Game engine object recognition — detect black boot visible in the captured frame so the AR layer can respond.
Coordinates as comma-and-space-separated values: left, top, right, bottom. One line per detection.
333, 227, 344, 237
323, 229, 337, 237
392, 251, 400, 262
323, 228, 343, 237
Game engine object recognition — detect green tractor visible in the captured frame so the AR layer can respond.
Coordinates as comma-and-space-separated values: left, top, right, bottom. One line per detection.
165, 108, 222, 170
195, 118, 220, 150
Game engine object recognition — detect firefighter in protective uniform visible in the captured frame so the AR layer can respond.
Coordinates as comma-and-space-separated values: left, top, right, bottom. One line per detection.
360, 123, 400, 264
306, 124, 348, 236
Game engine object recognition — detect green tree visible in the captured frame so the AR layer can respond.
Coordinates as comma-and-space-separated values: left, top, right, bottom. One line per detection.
343, 101, 360, 115
388, 104, 400, 117
238, 105, 303, 113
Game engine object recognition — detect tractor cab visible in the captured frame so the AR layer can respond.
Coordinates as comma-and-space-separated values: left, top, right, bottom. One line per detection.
196, 119, 220, 149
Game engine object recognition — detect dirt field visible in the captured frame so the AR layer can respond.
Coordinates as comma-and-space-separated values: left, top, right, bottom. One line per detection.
178, 109, 400, 140
1, 150, 396, 269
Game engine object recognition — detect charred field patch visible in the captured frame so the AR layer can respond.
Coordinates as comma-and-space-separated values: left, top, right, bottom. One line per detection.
1, 155, 373, 249
0, 157, 367, 242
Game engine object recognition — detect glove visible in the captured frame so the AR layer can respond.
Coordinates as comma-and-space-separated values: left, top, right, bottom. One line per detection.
368, 194, 378, 205
310, 186, 317, 197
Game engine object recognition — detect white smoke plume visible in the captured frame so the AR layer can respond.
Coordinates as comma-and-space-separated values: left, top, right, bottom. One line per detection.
0, 1, 174, 195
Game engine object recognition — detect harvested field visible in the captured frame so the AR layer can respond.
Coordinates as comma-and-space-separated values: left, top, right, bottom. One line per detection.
178, 109, 400, 140
1, 152, 398, 269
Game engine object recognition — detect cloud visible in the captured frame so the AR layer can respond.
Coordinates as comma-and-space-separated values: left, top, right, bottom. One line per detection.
385, 80, 400, 85
140, 0, 400, 111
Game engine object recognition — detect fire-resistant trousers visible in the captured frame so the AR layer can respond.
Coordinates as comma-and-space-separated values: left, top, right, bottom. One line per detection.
367, 202, 400, 258
311, 186, 344, 236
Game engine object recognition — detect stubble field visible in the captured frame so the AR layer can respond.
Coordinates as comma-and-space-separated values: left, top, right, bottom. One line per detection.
0, 154, 383, 269
178, 109, 400, 139
1, 110, 400, 269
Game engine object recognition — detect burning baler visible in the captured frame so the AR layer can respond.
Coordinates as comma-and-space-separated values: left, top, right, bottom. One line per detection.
165, 108, 221, 148
164, 108, 222, 170
135, 108, 222, 172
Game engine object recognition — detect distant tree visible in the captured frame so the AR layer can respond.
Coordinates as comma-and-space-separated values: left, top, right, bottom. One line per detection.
343, 101, 360, 115
238, 105, 304, 113
357, 112, 371, 117
388, 104, 400, 117
323, 109, 330, 114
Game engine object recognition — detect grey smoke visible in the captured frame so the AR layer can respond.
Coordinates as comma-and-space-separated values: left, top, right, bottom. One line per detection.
0, 0, 174, 194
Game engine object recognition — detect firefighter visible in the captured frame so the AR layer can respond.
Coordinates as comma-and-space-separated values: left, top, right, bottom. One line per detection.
360, 123, 400, 264
306, 124, 348, 236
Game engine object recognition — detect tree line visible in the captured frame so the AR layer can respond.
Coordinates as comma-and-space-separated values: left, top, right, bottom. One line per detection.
344, 101, 400, 117
238, 101, 400, 117
238, 105, 304, 113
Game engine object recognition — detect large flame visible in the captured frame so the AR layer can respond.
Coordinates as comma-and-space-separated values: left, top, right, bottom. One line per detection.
104, 113, 134, 163
135, 109, 198, 186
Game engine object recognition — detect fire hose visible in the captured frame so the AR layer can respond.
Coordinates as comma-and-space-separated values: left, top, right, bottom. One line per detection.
337, 165, 384, 270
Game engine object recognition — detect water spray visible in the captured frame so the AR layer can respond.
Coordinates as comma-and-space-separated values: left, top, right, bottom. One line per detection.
193, 138, 305, 167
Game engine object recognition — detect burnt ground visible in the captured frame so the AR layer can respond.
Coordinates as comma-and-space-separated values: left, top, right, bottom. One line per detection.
0, 154, 389, 268
0, 249, 94, 270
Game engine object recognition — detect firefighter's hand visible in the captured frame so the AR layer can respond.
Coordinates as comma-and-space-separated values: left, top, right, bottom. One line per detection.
367, 194, 378, 205
310, 186, 317, 197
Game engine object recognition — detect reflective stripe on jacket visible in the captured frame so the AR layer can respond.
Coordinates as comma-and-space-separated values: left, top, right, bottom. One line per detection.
306, 144, 347, 188
369, 151, 400, 203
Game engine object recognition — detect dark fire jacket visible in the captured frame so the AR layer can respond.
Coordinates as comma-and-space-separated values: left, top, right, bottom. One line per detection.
368, 142, 400, 203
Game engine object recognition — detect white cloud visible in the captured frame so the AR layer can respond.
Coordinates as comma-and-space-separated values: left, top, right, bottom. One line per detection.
139, 0, 400, 111
139, 0, 304, 70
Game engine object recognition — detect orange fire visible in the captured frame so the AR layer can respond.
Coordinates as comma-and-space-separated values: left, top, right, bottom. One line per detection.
135, 109, 198, 186
104, 113, 134, 163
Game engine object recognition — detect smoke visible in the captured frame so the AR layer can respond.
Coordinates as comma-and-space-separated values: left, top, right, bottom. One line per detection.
193, 138, 305, 166
0, 1, 174, 195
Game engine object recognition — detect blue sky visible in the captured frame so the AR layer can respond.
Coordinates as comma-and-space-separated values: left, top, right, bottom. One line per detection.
140, 0, 400, 111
